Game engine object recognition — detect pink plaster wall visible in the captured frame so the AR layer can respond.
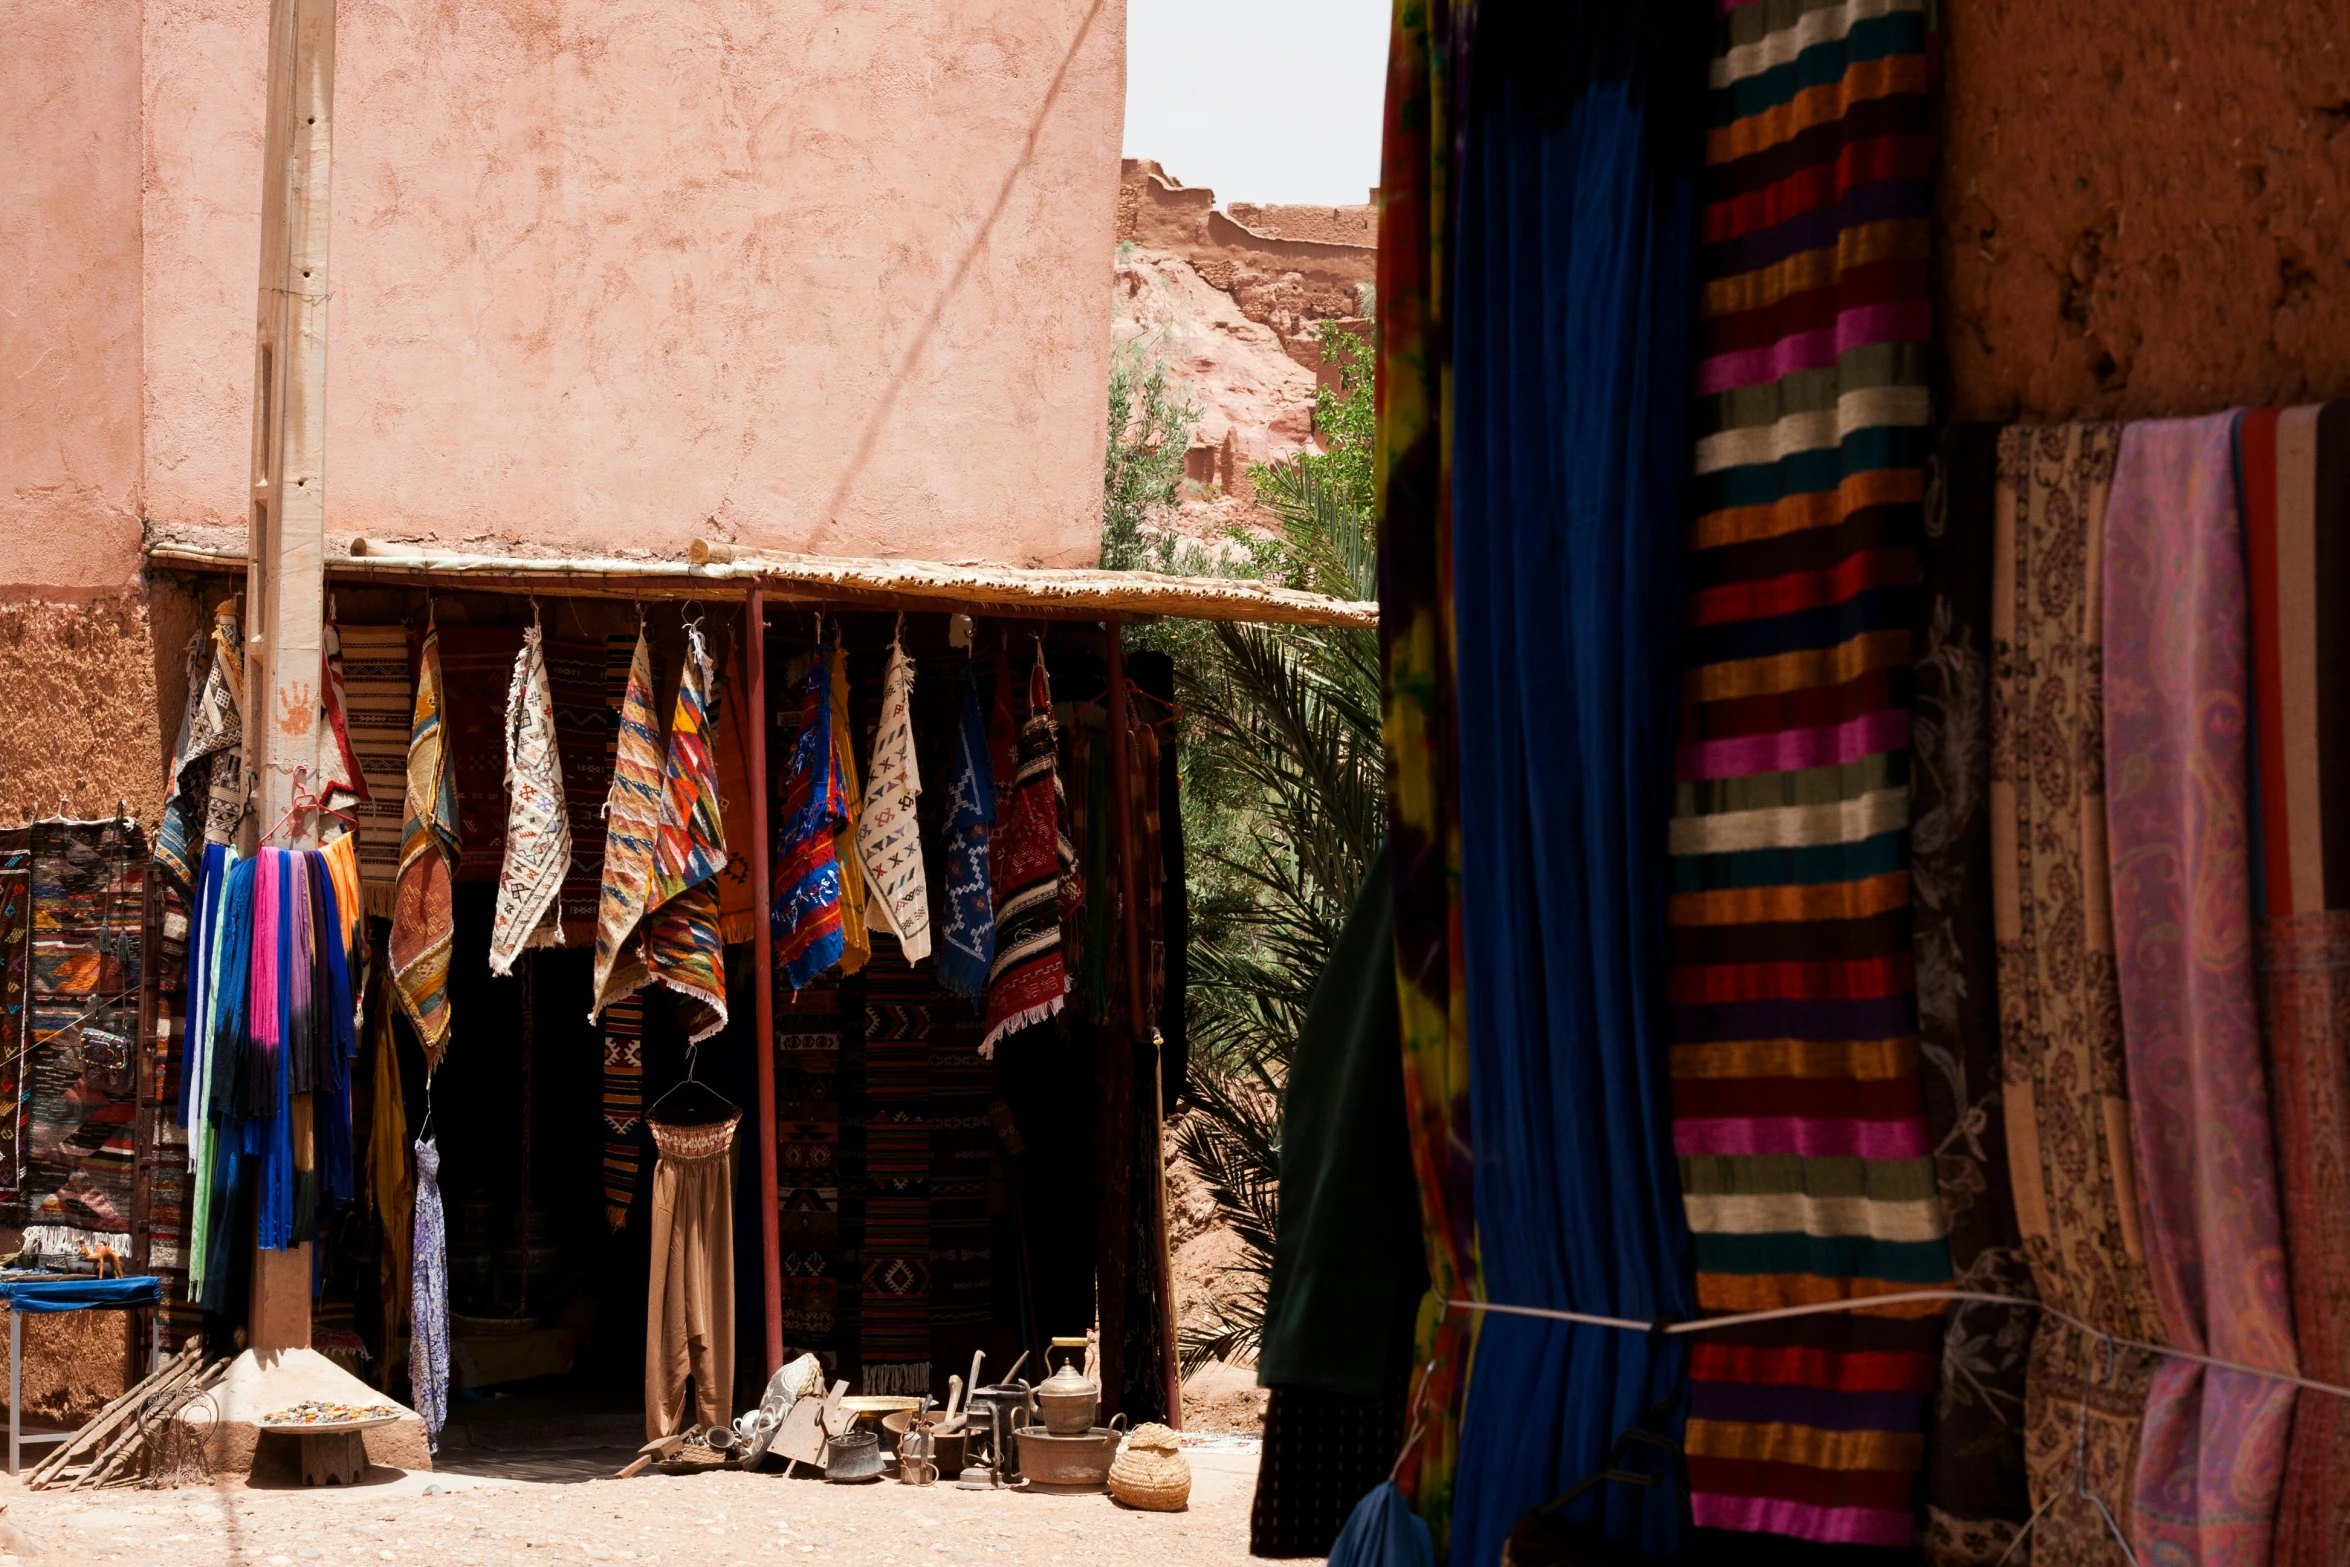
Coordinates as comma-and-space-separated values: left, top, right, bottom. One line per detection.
325, 0, 1123, 566
1, 0, 146, 596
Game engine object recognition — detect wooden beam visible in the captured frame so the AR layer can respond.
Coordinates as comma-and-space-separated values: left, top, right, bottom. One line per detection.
242, 0, 337, 1356
747, 585, 784, 1376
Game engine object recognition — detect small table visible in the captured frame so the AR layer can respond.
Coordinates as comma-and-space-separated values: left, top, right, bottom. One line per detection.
256, 1413, 403, 1486
1, 1275, 165, 1476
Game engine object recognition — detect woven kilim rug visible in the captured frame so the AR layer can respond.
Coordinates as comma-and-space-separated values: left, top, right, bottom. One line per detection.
435, 626, 528, 882
859, 958, 933, 1393
778, 974, 846, 1370
23, 821, 146, 1253
544, 638, 616, 946
927, 965, 995, 1343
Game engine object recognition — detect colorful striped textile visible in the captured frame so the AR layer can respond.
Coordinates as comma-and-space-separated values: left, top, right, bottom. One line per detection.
2106, 414, 2299, 1567
591, 627, 664, 1022
488, 624, 569, 974
857, 639, 930, 961
1993, 425, 2168, 1562
828, 639, 871, 977
390, 622, 459, 1068
337, 623, 413, 917
981, 647, 1068, 1055
2238, 403, 2350, 1567
600, 993, 645, 1229
650, 626, 729, 910
1373, 0, 1474, 1543
645, 885, 728, 1045
774, 647, 849, 990
1913, 426, 2036, 1566
1671, 0, 1948, 1548
934, 656, 995, 1003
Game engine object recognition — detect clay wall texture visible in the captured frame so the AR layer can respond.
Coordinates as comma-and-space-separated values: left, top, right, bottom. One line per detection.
1941, 0, 2350, 421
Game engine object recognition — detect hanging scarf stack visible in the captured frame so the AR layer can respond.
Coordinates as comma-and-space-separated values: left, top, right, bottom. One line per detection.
591, 627, 666, 1021
490, 623, 571, 973
639, 625, 731, 1042
774, 643, 850, 988
858, 636, 931, 961
981, 646, 1069, 1054
391, 620, 460, 1066
935, 655, 997, 1001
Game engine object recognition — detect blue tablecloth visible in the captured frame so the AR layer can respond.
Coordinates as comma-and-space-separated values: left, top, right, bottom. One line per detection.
0, 1276, 161, 1313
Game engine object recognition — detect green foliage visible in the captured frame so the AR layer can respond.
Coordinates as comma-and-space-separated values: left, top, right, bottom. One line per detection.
1100, 339, 1200, 573
1099, 318, 1386, 1375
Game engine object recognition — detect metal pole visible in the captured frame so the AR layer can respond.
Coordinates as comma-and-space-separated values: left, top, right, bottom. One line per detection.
747, 584, 783, 1375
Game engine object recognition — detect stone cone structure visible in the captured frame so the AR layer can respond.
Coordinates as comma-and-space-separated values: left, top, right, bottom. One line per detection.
176, 1348, 431, 1480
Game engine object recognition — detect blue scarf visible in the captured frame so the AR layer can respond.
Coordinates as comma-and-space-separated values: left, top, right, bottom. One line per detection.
934, 654, 996, 1000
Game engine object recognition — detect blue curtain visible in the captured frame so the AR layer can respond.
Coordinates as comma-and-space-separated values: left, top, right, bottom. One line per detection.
1448, 6, 1705, 1563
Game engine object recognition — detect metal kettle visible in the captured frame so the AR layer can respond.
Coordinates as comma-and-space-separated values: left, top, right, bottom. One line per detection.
1033, 1337, 1099, 1436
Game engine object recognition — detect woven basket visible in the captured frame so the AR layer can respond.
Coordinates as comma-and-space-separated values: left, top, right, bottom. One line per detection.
1107, 1423, 1191, 1511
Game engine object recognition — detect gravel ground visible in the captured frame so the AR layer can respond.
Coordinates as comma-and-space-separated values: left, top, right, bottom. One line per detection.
0, 1439, 1281, 1567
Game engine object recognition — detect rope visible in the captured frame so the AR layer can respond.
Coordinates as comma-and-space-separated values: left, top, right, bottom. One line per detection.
1445, 1290, 2350, 1402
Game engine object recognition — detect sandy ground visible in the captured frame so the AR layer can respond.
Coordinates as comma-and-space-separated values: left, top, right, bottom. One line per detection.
0, 1430, 1280, 1567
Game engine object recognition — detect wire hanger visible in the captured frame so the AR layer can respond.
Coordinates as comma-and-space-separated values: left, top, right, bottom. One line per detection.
649, 1038, 740, 1126
1993, 1328, 2140, 1565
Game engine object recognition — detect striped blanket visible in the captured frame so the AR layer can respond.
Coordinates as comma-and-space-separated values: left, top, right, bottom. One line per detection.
590, 628, 665, 1022
337, 625, 414, 917
981, 646, 1067, 1055
1669, 0, 1949, 1549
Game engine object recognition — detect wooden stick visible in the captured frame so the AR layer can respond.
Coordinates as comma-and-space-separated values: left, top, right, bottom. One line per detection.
25, 1341, 199, 1486
75, 1354, 226, 1492
61, 1353, 212, 1491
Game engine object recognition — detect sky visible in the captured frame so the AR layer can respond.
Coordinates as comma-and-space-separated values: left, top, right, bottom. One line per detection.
1122, 0, 1388, 209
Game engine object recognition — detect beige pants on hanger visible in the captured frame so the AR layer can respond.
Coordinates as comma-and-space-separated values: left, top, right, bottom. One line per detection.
645, 1116, 739, 1440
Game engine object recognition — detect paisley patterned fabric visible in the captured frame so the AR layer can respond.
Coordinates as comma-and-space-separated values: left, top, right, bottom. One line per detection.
1992, 423, 2169, 1563
410, 1135, 449, 1450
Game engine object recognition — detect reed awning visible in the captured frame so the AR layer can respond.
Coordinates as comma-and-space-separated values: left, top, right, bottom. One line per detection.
143, 536, 1379, 629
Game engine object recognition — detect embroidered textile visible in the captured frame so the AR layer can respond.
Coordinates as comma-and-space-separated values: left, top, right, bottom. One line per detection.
411, 1135, 448, 1449
592, 628, 665, 1021
490, 625, 571, 973
774, 648, 848, 989
2104, 414, 2298, 1567
935, 657, 995, 1001
981, 648, 1068, 1055
2238, 402, 2350, 1567
21, 821, 143, 1250
829, 640, 871, 977
1993, 424, 2170, 1562
337, 624, 413, 917
1374, 0, 1473, 1541
319, 621, 369, 816
857, 640, 930, 960
1668, 0, 1949, 1548
600, 993, 645, 1229
391, 622, 459, 1067
1915, 426, 2036, 1566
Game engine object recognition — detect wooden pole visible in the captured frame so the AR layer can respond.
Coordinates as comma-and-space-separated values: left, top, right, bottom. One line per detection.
242, 0, 336, 1355
747, 584, 783, 1375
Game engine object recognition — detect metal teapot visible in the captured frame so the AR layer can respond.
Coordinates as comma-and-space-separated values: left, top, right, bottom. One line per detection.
1034, 1337, 1099, 1436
